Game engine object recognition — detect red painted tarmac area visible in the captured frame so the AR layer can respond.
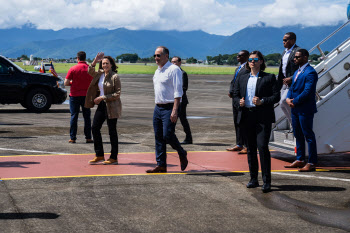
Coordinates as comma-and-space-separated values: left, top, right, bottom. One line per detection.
0, 151, 348, 180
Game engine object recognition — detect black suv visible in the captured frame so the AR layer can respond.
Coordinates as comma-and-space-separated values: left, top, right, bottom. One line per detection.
0, 55, 67, 112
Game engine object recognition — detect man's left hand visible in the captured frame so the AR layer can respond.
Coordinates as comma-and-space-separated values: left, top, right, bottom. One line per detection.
252, 96, 262, 106
283, 77, 292, 85
286, 98, 295, 108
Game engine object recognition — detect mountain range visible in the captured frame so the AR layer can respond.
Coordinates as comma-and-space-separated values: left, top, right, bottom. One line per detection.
0, 22, 349, 59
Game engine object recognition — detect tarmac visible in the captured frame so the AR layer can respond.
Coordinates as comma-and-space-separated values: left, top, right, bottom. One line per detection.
0, 74, 350, 232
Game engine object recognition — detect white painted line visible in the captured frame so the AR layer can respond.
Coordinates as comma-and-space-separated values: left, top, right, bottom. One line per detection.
274, 172, 350, 182
0, 147, 68, 155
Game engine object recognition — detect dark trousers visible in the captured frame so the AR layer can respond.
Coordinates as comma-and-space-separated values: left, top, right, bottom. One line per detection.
92, 101, 118, 159
232, 105, 245, 146
178, 103, 192, 140
69, 96, 91, 140
240, 109, 272, 184
153, 104, 186, 168
292, 112, 317, 164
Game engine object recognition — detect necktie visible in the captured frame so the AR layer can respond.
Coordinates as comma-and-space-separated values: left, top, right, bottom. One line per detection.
294, 69, 301, 82
233, 65, 242, 83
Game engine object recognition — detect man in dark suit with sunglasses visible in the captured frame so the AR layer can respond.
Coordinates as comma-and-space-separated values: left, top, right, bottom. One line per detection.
278, 32, 300, 133
285, 49, 318, 172
227, 50, 249, 154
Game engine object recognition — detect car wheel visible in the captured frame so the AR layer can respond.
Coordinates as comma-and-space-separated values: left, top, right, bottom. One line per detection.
26, 88, 52, 112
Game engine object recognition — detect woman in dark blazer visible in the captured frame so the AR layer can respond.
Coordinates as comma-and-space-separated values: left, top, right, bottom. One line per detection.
233, 51, 280, 193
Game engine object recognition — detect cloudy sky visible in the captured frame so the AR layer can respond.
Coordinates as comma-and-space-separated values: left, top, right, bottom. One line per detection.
0, 0, 348, 35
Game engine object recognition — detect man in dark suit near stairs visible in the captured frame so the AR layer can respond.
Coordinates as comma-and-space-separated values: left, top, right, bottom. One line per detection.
171, 56, 193, 144
278, 32, 300, 132
227, 50, 249, 154
285, 49, 318, 172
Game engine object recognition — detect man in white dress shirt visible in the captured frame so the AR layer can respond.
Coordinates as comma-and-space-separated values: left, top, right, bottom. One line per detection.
146, 46, 188, 173
277, 32, 300, 133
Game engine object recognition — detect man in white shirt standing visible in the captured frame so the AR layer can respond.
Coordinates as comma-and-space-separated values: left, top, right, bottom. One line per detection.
146, 46, 188, 173
277, 32, 300, 133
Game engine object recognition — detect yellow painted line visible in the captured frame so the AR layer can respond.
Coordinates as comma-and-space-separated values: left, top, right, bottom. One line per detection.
3, 168, 349, 181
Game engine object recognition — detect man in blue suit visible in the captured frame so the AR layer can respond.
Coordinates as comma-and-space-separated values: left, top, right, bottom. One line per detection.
285, 49, 318, 172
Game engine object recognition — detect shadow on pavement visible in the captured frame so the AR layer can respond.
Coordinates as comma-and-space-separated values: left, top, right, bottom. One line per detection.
0, 123, 32, 126
0, 213, 60, 220
0, 161, 40, 168
186, 171, 245, 177
0, 109, 70, 114
0, 131, 12, 133
124, 162, 177, 167
194, 143, 231, 146
273, 184, 346, 192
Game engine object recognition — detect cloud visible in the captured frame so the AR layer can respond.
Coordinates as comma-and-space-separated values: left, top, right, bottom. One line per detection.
0, 0, 238, 35
0, 0, 347, 35
260, 0, 346, 27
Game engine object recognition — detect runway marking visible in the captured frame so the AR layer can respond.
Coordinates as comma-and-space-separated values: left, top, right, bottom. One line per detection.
2, 170, 349, 181
0, 151, 228, 158
0, 147, 69, 155
274, 172, 350, 182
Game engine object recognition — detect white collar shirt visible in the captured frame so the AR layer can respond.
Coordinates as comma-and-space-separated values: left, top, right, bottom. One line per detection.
98, 73, 105, 96
282, 44, 296, 77
153, 61, 183, 104
245, 73, 259, 108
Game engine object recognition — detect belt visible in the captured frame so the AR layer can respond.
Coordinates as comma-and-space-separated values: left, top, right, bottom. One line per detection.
245, 107, 257, 112
156, 103, 174, 107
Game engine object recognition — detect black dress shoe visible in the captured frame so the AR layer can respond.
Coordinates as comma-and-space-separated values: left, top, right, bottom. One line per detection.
246, 179, 259, 188
181, 140, 193, 144
262, 183, 271, 193
146, 166, 167, 173
179, 151, 188, 171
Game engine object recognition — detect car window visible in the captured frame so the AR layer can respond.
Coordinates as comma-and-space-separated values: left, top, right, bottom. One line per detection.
0, 62, 9, 74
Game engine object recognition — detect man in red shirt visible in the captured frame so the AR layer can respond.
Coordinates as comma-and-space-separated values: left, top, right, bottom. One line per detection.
64, 51, 93, 143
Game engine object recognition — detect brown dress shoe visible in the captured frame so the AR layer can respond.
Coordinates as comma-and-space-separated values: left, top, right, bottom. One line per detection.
68, 139, 76, 143
226, 145, 243, 151
146, 166, 167, 173
299, 163, 316, 172
238, 147, 247, 154
86, 139, 94, 143
284, 160, 305, 168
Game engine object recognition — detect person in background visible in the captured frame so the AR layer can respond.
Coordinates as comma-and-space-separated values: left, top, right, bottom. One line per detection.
171, 56, 193, 144
233, 51, 280, 193
85, 52, 122, 165
64, 51, 93, 144
227, 50, 249, 154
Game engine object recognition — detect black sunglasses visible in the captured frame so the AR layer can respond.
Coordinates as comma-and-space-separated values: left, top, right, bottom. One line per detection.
153, 54, 161, 58
294, 56, 302, 59
283, 39, 290, 42
248, 58, 259, 62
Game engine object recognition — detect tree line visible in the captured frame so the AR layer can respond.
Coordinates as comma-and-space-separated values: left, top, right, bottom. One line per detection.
115, 52, 328, 66
16, 51, 329, 66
